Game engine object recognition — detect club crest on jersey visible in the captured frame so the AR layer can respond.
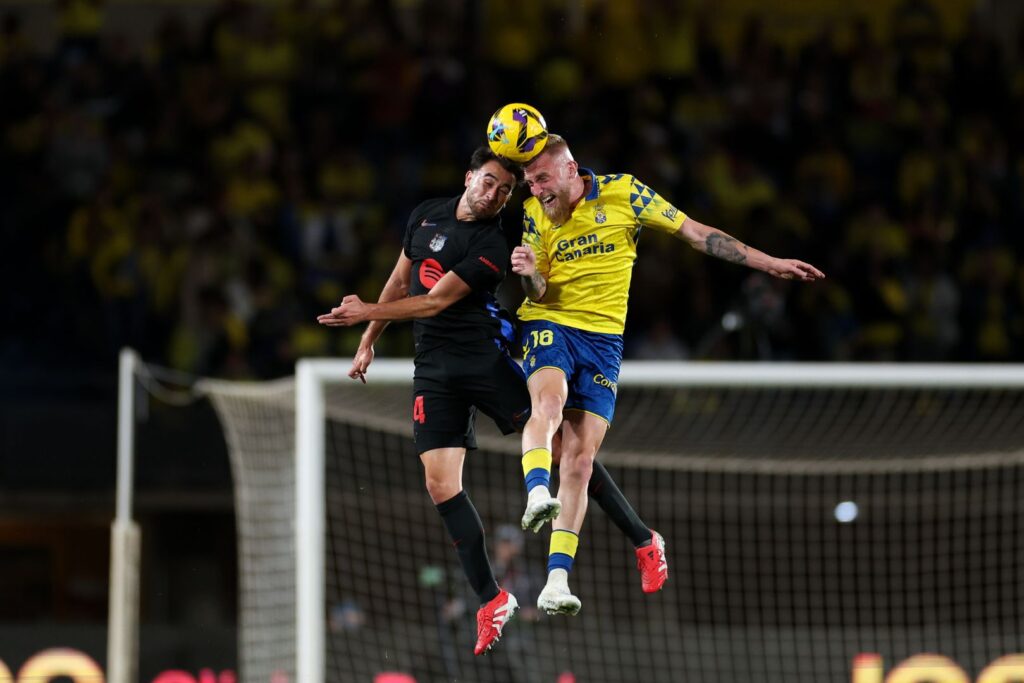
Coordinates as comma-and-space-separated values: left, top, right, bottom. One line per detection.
594, 204, 607, 224
429, 233, 447, 252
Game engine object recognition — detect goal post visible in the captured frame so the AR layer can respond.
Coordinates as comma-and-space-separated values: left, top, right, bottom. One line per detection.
612, 361, 1024, 388
294, 358, 415, 683
275, 359, 1024, 682
295, 360, 323, 683
108, 348, 141, 683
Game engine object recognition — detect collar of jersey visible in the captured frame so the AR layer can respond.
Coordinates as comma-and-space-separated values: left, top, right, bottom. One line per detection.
580, 167, 600, 201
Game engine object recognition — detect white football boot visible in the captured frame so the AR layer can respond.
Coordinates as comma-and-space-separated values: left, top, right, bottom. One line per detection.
537, 569, 582, 616
521, 486, 562, 533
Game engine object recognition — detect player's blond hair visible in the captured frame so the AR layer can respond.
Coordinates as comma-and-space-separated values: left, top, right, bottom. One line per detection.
526, 133, 572, 167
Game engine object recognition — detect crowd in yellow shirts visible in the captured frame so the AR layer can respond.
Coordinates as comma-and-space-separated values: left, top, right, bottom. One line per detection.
3, 0, 1022, 379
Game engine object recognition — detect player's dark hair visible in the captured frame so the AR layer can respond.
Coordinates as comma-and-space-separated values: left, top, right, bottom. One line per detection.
469, 146, 525, 183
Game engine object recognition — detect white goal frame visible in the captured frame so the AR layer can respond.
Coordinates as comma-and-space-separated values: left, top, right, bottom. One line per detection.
108, 348, 141, 683
290, 357, 1024, 682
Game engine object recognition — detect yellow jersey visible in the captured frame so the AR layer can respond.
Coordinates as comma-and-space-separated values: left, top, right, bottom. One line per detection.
517, 169, 687, 334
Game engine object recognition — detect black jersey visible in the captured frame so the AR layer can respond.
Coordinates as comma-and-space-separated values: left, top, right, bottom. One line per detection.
403, 197, 512, 352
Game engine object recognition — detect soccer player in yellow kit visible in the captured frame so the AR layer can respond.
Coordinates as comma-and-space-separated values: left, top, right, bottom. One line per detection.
512, 135, 825, 615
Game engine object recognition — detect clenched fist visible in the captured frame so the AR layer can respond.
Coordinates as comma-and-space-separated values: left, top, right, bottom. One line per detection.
511, 244, 537, 276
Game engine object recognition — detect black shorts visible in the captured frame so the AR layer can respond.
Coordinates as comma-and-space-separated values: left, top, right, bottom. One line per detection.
411, 341, 531, 455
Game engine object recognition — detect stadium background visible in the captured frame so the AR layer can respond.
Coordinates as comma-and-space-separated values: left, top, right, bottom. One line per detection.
1, 0, 1023, 679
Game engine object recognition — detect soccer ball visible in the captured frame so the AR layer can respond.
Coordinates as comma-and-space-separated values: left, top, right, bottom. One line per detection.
486, 103, 549, 163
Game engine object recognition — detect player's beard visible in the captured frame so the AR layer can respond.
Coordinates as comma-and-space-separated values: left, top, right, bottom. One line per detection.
470, 197, 501, 219
540, 189, 572, 224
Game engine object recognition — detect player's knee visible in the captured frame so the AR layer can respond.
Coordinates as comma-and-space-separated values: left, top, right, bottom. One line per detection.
560, 451, 594, 484
532, 393, 563, 430
423, 473, 459, 504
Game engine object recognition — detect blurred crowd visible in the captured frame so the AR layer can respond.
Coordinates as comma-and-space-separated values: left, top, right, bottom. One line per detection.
3, 0, 1024, 380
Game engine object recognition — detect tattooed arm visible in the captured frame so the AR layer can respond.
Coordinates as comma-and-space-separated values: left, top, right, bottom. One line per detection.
674, 217, 825, 281
511, 244, 547, 300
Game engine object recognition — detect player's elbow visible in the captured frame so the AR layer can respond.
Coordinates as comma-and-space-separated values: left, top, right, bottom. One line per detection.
386, 272, 411, 295
675, 218, 705, 249
675, 227, 701, 250
422, 293, 455, 317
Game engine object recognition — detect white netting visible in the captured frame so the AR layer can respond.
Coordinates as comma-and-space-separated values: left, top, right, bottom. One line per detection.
198, 361, 1024, 683
202, 377, 297, 683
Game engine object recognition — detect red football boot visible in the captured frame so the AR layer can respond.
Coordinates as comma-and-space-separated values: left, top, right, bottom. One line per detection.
636, 530, 668, 593
474, 589, 518, 655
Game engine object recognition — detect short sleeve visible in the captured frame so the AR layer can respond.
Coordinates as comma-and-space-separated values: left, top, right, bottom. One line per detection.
451, 229, 507, 292
402, 203, 425, 258
629, 176, 687, 235
521, 207, 550, 275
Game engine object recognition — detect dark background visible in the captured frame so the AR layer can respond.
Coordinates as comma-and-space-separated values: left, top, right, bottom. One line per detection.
1, 0, 1023, 679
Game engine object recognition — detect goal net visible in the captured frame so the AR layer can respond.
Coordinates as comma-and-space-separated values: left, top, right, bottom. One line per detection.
198, 360, 1024, 683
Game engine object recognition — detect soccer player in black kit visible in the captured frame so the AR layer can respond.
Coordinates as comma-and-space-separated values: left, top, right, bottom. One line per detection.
318, 147, 661, 655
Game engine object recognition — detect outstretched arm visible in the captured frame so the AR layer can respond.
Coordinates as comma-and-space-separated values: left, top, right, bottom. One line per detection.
318, 269, 472, 327
357, 251, 413, 341
674, 217, 825, 281
323, 251, 412, 381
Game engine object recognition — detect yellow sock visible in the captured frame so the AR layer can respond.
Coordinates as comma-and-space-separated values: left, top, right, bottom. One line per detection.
548, 529, 579, 573
522, 447, 552, 493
